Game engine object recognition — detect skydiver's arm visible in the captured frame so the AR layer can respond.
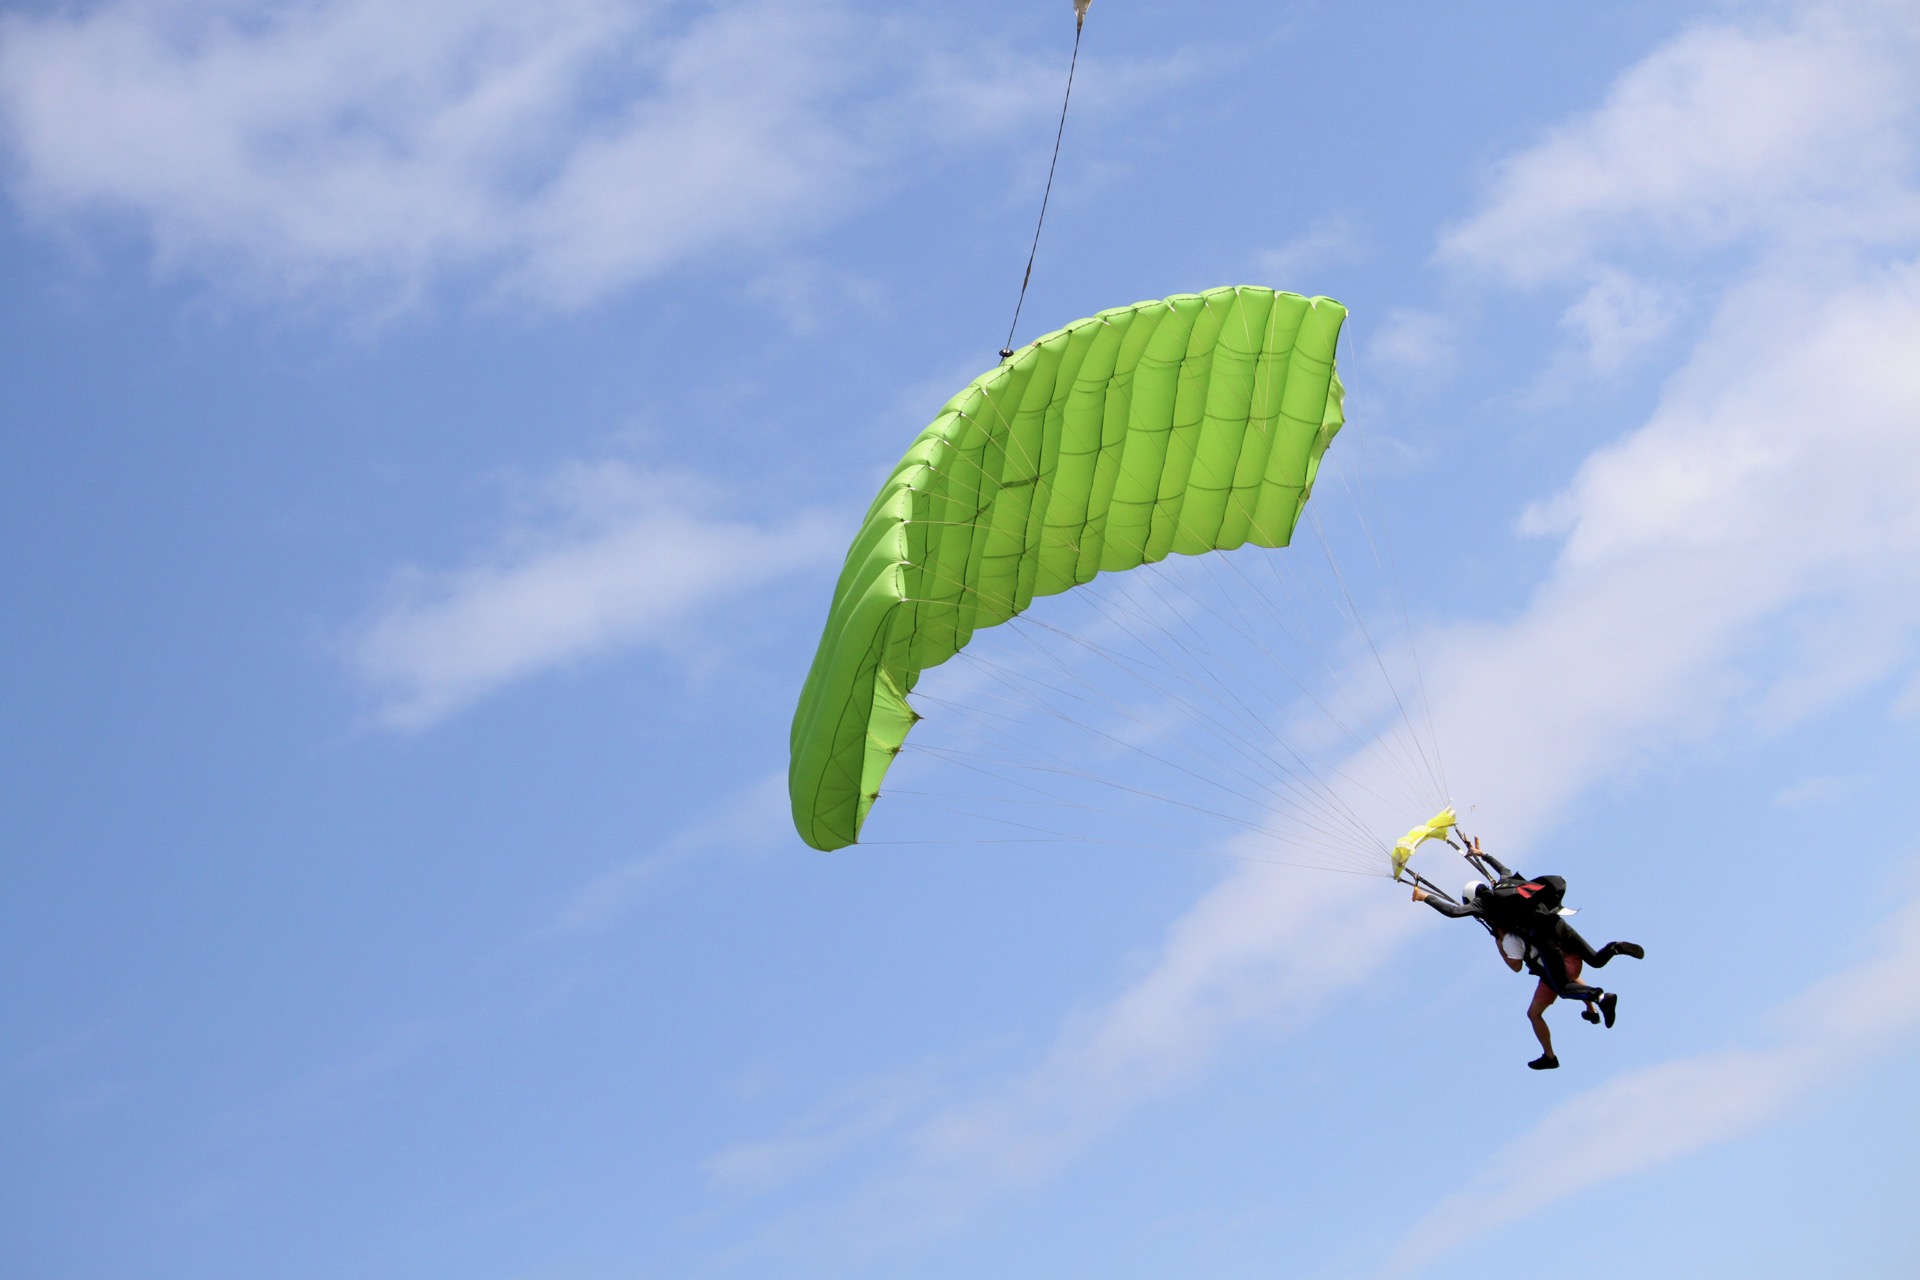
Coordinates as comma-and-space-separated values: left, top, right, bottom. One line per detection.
1468, 837, 1514, 881
1412, 888, 1479, 919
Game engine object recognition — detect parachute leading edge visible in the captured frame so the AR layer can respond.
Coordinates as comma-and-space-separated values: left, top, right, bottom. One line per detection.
789, 286, 1348, 851
1391, 806, 1458, 882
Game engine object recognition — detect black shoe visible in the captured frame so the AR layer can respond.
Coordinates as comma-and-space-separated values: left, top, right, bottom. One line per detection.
1600, 992, 1618, 1028
1611, 942, 1645, 960
1581, 1007, 1601, 1024
1528, 1053, 1559, 1070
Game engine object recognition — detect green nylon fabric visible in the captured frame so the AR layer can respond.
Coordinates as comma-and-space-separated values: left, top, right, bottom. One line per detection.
789, 286, 1348, 850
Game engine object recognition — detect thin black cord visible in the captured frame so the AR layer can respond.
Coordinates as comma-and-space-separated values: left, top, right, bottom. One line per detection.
1001, 21, 1083, 359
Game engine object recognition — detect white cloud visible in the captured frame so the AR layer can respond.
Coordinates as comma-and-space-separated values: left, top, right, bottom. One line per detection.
707, 1057, 948, 1194
349, 462, 840, 729
1556, 266, 1678, 375
1381, 888, 1920, 1278
0, 0, 1116, 310
717, 0, 1920, 1231
1895, 671, 1920, 720
745, 258, 885, 337
1366, 306, 1457, 374
1440, 3, 1920, 285
1773, 773, 1872, 808
872, 868, 1411, 1226
212, 1018, 451, 1141
547, 771, 790, 934
1444, 260, 1920, 846
1255, 216, 1362, 289
861, 255, 1920, 1221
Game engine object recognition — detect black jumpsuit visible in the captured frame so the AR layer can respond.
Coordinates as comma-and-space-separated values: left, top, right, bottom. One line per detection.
1421, 884, 1608, 1004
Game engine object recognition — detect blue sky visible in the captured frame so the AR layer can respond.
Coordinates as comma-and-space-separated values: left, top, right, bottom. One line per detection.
4, 1, 1919, 1277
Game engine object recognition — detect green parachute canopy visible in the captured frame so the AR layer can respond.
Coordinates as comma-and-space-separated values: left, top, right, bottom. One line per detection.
789, 286, 1348, 851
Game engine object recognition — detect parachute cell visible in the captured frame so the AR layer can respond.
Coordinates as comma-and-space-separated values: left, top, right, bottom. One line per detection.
789, 286, 1348, 850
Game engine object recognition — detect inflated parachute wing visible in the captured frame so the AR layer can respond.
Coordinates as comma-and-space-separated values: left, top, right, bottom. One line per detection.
790, 286, 1348, 850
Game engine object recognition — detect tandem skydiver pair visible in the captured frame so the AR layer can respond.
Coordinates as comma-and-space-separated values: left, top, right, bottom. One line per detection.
1411, 835, 1645, 1070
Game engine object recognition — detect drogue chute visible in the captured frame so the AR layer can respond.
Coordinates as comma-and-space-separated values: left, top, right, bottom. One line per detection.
1390, 806, 1459, 883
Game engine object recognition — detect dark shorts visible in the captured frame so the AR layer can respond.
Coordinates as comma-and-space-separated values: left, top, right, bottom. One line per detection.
1533, 946, 1603, 1004
1534, 952, 1583, 1003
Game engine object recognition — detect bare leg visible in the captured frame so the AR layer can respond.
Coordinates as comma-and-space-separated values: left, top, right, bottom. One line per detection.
1527, 982, 1557, 1066
1539, 946, 1604, 1005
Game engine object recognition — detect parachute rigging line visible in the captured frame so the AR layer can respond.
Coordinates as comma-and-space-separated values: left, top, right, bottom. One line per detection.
879, 397, 1422, 855
1327, 314, 1452, 801
1001, 12, 1085, 360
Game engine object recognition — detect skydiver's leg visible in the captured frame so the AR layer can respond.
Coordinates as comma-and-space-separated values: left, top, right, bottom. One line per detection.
1551, 951, 1621, 1029
1552, 918, 1605, 966
1543, 948, 1619, 1030
1526, 981, 1558, 1069
1538, 946, 1604, 1004
1556, 919, 1646, 966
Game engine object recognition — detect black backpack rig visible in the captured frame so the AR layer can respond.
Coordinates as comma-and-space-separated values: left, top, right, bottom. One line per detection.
1401, 835, 1572, 955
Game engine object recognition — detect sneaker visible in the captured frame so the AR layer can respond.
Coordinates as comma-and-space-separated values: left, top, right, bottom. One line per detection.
1600, 992, 1618, 1029
1611, 942, 1646, 960
1528, 1053, 1560, 1070
1581, 1006, 1601, 1024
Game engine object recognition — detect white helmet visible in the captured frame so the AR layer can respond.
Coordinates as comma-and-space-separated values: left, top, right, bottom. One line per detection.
1463, 879, 1488, 902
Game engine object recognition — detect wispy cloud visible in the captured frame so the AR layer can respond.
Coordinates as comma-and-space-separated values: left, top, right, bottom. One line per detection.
714, 0, 1920, 1233
1380, 886, 1920, 1278
0, 0, 1147, 311
546, 771, 790, 934
348, 461, 840, 729
1442, 2, 1920, 385
1448, 261, 1920, 844
1439, 4, 1920, 285
858, 868, 1413, 1232
211, 1018, 450, 1142
1255, 216, 1363, 291
1555, 266, 1679, 375
855, 251, 1920, 1223
1895, 672, 1920, 720
1366, 306, 1458, 375
707, 1057, 949, 1195
1772, 773, 1873, 809
1449, 0, 1920, 851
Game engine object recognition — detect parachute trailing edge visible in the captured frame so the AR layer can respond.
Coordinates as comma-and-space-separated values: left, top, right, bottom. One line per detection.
789, 286, 1348, 851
